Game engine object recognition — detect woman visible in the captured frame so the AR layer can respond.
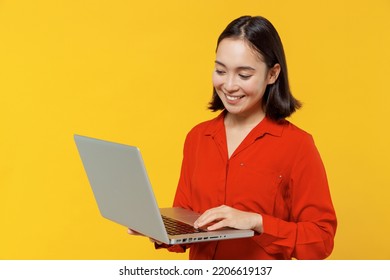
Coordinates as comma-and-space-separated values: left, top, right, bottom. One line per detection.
131, 15, 337, 260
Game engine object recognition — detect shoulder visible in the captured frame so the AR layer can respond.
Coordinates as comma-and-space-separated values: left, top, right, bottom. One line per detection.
281, 120, 313, 140
181, 114, 223, 153
280, 121, 324, 163
186, 114, 223, 138
273, 120, 318, 152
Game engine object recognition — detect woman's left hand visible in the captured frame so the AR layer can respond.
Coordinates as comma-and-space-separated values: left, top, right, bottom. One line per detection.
193, 205, 264, 234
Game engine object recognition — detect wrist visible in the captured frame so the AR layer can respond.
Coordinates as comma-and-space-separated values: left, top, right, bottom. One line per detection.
252, 213, 263, 233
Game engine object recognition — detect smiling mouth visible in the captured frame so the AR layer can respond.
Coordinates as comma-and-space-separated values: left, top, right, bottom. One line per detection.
225, 94, 244, 101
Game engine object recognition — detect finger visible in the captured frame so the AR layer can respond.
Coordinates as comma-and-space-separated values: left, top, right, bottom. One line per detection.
127, 228, 142, 236
194, 205, 231, 228
195, 209, 226, 228
206, 219, 229, 231
194, 211, 217, 228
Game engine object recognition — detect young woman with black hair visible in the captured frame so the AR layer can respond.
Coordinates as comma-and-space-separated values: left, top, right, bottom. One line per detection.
129, 15, 337, 260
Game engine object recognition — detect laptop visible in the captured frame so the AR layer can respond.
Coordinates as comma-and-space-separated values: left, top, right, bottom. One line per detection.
74, 134, 254, 245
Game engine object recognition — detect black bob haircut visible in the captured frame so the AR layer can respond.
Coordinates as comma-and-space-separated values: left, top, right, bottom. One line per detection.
208, 16, 301, 121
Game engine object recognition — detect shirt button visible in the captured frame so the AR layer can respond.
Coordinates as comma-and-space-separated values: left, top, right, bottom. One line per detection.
240, 163, 244, 166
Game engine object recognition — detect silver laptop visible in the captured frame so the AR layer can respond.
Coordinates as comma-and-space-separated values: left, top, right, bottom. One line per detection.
74, 134, 254, 245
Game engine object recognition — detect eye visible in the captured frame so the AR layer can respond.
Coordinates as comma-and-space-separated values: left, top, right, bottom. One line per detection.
215, 69, 226, 75
239, 74, 252, 80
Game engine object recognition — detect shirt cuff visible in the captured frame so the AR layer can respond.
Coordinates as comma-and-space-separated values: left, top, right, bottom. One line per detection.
154, 242, 187, 253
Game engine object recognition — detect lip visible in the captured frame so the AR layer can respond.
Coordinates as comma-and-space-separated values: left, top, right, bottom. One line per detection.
224, 94, 245, 104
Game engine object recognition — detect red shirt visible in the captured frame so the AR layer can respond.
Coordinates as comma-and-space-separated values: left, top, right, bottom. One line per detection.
170, 113, 337, 259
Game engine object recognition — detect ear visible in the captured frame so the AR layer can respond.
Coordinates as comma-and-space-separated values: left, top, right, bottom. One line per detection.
267, 63, 281, 85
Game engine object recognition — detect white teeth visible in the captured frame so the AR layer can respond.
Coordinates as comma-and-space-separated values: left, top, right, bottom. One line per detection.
226, 95, 243, 101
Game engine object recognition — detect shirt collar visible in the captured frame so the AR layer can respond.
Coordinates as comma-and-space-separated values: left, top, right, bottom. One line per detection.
204, 111, 286, 139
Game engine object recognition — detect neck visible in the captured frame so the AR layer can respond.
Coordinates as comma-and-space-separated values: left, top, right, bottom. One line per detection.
224, 110, 266, 129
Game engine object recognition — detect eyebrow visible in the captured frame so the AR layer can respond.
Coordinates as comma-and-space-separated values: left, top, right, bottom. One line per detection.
215, 60, 256, 71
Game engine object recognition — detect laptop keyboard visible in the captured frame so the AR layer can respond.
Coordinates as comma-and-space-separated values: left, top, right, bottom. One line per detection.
161, 215, 206, 235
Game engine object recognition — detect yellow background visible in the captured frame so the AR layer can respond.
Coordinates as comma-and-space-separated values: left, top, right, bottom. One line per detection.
1, 0, 389, 260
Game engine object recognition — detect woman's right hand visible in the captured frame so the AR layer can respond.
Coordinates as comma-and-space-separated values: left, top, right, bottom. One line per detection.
127, 228, 143, 236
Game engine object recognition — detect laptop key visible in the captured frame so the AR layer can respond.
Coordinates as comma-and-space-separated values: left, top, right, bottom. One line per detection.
161, 215, 206, 235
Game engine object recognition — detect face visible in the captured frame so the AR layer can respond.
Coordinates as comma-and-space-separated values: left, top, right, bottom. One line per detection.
212, 38, 280, 119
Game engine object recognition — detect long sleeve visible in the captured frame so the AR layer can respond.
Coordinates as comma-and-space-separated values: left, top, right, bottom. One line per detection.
254, 134, 337, 259
173, 131, 196, 210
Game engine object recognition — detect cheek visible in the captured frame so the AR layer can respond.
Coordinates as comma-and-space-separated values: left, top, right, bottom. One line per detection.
242, 79, 267, 95
212, 73, 224, 88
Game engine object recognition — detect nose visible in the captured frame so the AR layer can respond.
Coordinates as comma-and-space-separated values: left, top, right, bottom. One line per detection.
223, 75, 239, 93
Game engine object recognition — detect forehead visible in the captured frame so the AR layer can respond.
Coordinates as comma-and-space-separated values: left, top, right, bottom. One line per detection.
215, 38, 265, 66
